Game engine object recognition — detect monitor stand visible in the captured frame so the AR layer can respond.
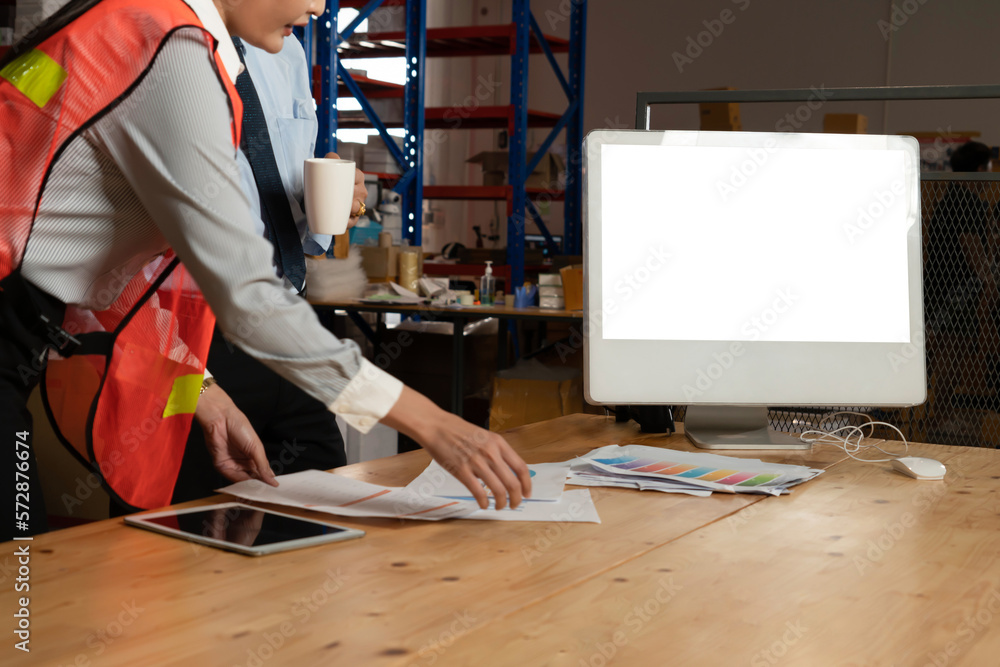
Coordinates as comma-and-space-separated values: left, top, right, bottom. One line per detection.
684, 406, 810, 450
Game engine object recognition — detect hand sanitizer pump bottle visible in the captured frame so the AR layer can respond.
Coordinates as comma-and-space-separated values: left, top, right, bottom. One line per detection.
480, 261, 496, 305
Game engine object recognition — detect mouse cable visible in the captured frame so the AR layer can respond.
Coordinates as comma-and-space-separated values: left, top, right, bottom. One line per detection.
796, 410, 910, 463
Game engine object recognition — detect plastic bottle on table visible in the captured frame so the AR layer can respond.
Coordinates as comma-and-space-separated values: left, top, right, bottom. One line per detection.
480, 261, 496, 306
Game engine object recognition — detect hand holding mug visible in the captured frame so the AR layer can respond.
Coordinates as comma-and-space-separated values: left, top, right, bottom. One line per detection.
303, 154, 368, 236
324, 152, 368, 228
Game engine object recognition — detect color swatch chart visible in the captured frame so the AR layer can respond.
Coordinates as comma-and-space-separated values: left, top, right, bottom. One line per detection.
570, 444, 825, 496
593, 456, 781, 487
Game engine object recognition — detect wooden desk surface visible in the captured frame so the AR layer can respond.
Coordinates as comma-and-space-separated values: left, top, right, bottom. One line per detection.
309, 298, 583, 322
4, 415, 996, 666
440, 437, 1000, 666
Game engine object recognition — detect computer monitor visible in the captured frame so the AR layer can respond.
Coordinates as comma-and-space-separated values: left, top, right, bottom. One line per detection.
583, 130, 925, 449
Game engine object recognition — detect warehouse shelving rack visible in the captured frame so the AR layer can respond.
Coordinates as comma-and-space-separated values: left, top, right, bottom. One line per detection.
298, 0, 586, 288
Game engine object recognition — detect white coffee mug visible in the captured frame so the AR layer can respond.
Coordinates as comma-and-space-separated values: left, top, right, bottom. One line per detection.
304, 158, 356, 236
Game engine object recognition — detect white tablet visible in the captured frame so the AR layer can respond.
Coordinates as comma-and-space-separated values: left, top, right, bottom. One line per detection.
124, 502, 365, 556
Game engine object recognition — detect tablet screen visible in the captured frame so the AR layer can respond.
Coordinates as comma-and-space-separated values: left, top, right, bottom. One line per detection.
143, 505, 347, 547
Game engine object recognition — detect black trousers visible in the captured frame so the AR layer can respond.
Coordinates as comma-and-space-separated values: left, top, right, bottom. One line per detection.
1, 275, 67, 538
169, 327, 347, 504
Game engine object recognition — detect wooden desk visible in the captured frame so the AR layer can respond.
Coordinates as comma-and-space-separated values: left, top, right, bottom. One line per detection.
4, 415, 998, 666
310, 299, 583, 416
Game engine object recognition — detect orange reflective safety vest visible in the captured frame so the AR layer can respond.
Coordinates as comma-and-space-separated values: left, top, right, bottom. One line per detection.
0, 0, 243, 510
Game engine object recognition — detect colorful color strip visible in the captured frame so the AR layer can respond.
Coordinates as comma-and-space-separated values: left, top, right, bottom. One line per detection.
631, 462, 677, 473
715, 471, 759, 485
675, 467, 716, 478
698, 469, 740, 482
737, 473, 782, 487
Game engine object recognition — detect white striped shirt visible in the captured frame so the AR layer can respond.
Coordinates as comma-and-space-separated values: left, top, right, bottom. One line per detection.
19, 4, 401, 432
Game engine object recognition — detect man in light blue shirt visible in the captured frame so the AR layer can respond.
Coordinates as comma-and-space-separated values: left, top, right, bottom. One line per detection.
235, 36, 334, 274
173, 33, 362, 501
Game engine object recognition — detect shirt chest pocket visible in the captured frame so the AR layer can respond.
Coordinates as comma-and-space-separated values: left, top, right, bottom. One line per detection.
274, 115, 317, 197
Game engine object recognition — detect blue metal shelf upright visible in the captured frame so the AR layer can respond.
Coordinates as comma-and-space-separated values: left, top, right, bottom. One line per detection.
298, 0, 425, 246
301, 0, 587, 288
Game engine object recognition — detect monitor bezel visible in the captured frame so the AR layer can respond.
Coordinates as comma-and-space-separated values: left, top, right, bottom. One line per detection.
583, 129, 926, 408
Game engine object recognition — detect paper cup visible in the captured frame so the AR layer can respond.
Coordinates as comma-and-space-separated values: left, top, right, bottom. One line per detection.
304, 158, 355, 236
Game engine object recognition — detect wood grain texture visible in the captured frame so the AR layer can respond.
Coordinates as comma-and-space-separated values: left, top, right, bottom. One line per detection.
0, 415, 872, 666
439, 440, 1000, 667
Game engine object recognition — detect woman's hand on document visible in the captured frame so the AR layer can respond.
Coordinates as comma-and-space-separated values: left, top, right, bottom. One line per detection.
381, 386, 533, 510
195, 383, 279, 487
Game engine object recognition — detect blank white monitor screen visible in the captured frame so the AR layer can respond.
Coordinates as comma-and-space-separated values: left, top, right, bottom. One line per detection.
584, 130, 925, 422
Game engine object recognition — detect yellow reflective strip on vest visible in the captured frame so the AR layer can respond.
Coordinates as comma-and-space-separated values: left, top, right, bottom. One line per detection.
162, 374, 204, 418
0, 49, 68, 108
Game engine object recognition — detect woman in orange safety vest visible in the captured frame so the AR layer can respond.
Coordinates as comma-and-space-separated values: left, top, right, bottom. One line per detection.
1, 0, 531, 538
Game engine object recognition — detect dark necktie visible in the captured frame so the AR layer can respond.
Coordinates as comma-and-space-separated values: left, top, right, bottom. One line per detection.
232, 37, 307, 292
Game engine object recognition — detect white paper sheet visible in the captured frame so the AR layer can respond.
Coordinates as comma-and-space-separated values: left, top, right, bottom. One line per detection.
405, 460, 570, 503
219, 470, 479, 521
461, 489, 600, 523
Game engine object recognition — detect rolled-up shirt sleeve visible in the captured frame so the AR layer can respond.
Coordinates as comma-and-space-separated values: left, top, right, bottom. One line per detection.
84, 28, 401, 431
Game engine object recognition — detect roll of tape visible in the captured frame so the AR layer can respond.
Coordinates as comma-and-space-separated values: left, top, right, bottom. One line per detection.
398, 251, 419, 292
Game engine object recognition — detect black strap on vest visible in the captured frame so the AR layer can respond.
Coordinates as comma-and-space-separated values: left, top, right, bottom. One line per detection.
0, 271, 113, 358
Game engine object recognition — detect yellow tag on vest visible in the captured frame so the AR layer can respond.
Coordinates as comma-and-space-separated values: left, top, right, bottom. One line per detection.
163, 374, 204, 418
1, 48, 68, 108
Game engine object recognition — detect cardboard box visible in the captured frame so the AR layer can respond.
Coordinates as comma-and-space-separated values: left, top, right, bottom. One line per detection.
334, 141, 366, 171
360, 245, 423, 281
490, 367, 584, 431
823, 113, 868, 134
559, 265, 583, 311
365, 135, 404, 174
700, 118, 742, 131
699, 105, 741, 130
361, 246, 399, 278
467, 151, 565, 189
342, 99, 403, 125
699, 87, 741, 132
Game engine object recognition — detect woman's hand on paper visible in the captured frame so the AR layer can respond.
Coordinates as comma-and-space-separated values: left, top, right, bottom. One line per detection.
381, 386, 533, 510
194, 383, 279, 487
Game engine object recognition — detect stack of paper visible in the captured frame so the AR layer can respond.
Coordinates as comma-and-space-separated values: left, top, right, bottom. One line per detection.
219, 463, 601, 523
219, 471, 480, 521
568, 444, 823, 497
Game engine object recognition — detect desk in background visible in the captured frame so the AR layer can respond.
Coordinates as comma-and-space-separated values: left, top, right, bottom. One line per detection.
5, 415, 1000, 666
310, 299, 583, 417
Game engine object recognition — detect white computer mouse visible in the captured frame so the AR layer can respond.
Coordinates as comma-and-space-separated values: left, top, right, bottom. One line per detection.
891, 456, 946, 480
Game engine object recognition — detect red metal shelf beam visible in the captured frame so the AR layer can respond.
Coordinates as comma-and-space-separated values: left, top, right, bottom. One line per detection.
338, 105, 561, 130
338, 25, 569, 59
312, 66, 404, 101
422, 185, 565, 201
